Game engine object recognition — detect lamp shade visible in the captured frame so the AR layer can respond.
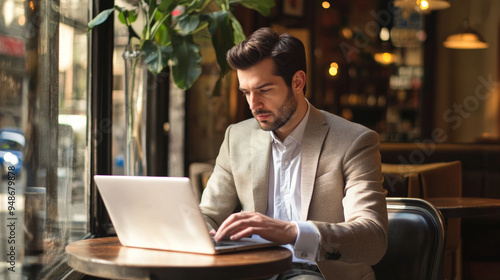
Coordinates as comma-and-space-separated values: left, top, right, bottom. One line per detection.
394, 0, 450, 12
418, 0, 451, 11
443, 19, 488, 49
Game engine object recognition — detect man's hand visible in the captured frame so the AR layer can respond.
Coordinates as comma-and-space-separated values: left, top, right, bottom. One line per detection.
213, 212, 298, 245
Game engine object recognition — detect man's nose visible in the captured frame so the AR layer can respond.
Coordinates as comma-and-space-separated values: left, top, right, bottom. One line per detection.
247, 92, 262, 111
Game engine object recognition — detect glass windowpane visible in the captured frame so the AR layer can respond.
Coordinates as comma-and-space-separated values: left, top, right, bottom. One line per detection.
0, 0, 90, 278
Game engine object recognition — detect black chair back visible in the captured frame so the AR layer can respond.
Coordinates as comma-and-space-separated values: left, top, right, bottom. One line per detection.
373, 198, 445, 280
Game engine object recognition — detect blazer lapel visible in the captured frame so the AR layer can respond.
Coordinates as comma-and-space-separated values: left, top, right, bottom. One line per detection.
301, 107, 329, 221
250, 128, 272, 214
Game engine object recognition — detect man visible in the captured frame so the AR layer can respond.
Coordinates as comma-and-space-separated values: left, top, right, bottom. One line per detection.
199, 27, 388, 279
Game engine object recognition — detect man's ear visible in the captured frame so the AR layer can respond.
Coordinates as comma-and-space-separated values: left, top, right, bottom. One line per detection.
292, 71, 306, 94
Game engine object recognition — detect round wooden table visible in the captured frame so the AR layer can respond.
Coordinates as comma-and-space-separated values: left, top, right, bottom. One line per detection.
426, 197, 500, 218
66, 237, 292, 280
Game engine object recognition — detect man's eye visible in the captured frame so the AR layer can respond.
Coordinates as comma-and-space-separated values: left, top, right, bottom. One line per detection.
260, 89, 270, 93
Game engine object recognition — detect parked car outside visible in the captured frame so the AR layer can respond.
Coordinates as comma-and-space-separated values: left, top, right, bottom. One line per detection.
0, 128, 24, 178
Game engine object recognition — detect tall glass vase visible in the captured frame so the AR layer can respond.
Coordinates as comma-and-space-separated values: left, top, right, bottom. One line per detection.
123, 49, 147, 175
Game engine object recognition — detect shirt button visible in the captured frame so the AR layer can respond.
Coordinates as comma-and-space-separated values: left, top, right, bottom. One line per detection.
285, 160, 289, 165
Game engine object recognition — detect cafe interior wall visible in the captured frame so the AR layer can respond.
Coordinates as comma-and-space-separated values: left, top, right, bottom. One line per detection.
185, 0, 500, 169
185, 0, 404, 167
185, 36, 231, 165
434, 0, 500, 143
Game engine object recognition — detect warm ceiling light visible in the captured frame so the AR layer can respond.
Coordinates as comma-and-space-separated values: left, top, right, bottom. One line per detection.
374, 42, 398, 65
394, 0, 450, 12
329, 67, 338, 76
419, 0, 430, 10
379, 27, 391, 41
418, 0, 450, 11
329, 62, 339, 76
322, 1, 330, 9
443, 19, 488, 49
340, 27, 353, 40
374, 52, 398, 65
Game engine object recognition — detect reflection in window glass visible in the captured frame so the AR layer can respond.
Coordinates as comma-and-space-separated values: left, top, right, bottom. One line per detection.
0, 0, 89, 279
112, 0, 143, 176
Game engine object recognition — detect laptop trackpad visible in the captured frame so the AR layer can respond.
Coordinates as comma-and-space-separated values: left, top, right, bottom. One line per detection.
212, 236, 274, 249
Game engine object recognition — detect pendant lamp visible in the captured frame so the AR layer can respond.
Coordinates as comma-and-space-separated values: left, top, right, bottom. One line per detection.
443, 18, 488, 49
394, 0, 451, 13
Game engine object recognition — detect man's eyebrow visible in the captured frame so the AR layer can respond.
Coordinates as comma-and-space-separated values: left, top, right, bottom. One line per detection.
239, 83, 274, 91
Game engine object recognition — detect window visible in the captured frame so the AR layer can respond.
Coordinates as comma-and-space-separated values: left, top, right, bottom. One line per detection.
0, 0, 90, 278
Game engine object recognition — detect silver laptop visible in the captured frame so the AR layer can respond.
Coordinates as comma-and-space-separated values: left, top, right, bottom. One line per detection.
94, 175, 276, 254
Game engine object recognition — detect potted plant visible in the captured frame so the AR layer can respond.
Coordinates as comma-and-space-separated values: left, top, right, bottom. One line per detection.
88, 0, 275, 89
88, 0, 275, 175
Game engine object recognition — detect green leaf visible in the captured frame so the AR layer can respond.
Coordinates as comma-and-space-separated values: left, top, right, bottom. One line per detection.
229, 16, 245, 44
192, 21, 209, 34
178, 14, 201, 34
229, 0, 275, 16
153, 9, 164, 21
118, 9, 139, 25
174, 0, 192, 5
158, 0, 175, 12
206, 11, 234, 76
150, 11, 171, 40
147, 0, 157, 19
155, 24, 171, 46
87, 7, 115, 30
214, 0, 230, 11
185, 0, 211, 14
118, 11, 126, 24
170, 33, 202, 89
142, 40, 173, 74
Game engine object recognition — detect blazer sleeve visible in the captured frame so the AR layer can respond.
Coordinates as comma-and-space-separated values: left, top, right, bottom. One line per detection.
199, 124, 240, 231
312, 130, 388, 266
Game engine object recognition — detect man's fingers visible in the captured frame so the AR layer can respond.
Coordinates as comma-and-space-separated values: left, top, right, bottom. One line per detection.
213, 214, 239, 241
228, 227, 259, 240
213, 212, 298, 245
214, 212, 254, 241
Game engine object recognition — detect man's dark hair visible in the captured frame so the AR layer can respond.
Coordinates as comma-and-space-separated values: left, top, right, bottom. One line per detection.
226, 27, 307, 93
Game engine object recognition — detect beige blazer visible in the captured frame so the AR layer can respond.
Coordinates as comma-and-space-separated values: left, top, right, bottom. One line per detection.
200, 105, 388, 280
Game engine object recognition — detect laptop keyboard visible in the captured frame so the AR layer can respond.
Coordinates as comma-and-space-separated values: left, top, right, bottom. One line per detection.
209, 233, 238, 247
212, 238, 236, 247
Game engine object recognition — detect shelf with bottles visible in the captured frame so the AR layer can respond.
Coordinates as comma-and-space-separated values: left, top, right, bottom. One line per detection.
331, 62, 391, 131
337, 91, 421, 142
387, 65, 423, 109
379, 105, 421, 142
337, 63, 392, 106
339, 92, 388, 109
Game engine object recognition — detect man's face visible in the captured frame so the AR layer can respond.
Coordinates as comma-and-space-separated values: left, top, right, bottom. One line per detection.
237, 58, 297, 132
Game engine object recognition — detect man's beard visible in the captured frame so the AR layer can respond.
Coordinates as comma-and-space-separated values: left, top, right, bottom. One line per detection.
253, 89, 298, 132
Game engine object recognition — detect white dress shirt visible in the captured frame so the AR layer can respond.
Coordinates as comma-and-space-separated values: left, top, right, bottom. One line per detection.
265, 101, 320, 263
